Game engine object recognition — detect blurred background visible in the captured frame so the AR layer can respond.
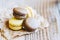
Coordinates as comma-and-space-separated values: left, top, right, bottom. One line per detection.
0, 0, 60, 40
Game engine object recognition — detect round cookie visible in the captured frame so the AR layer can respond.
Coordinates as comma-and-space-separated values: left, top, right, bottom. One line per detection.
23, 17, 40, 32
9, 18, 24, 30
13, 7, 28, 19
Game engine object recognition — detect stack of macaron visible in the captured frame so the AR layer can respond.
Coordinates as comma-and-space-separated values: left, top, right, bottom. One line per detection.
9, 7, 28, 31
8, 6, 49, 32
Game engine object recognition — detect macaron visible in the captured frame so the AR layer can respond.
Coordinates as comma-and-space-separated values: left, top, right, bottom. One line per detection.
9, 18, 24, 30
23, 17, 40, 32
13, 7, 28, 19
25, 6, 37, 18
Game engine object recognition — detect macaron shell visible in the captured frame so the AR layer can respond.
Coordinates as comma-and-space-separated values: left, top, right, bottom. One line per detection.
26, 18, 40, 28
9, 24, 22, 30
13, 7, 28, 15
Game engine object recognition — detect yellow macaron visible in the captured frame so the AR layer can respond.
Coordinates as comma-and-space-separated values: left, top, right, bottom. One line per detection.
25, 6, 35, 18
9, 18, 24, 30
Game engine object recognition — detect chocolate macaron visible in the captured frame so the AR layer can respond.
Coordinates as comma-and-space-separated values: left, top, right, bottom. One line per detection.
13, 7, 28, 19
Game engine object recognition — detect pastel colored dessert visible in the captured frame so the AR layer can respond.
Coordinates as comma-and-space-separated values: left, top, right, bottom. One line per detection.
23, 17, 40, 32
9, 18, 24, 30
13, 7, 28, 19
25, 6, 37, 18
